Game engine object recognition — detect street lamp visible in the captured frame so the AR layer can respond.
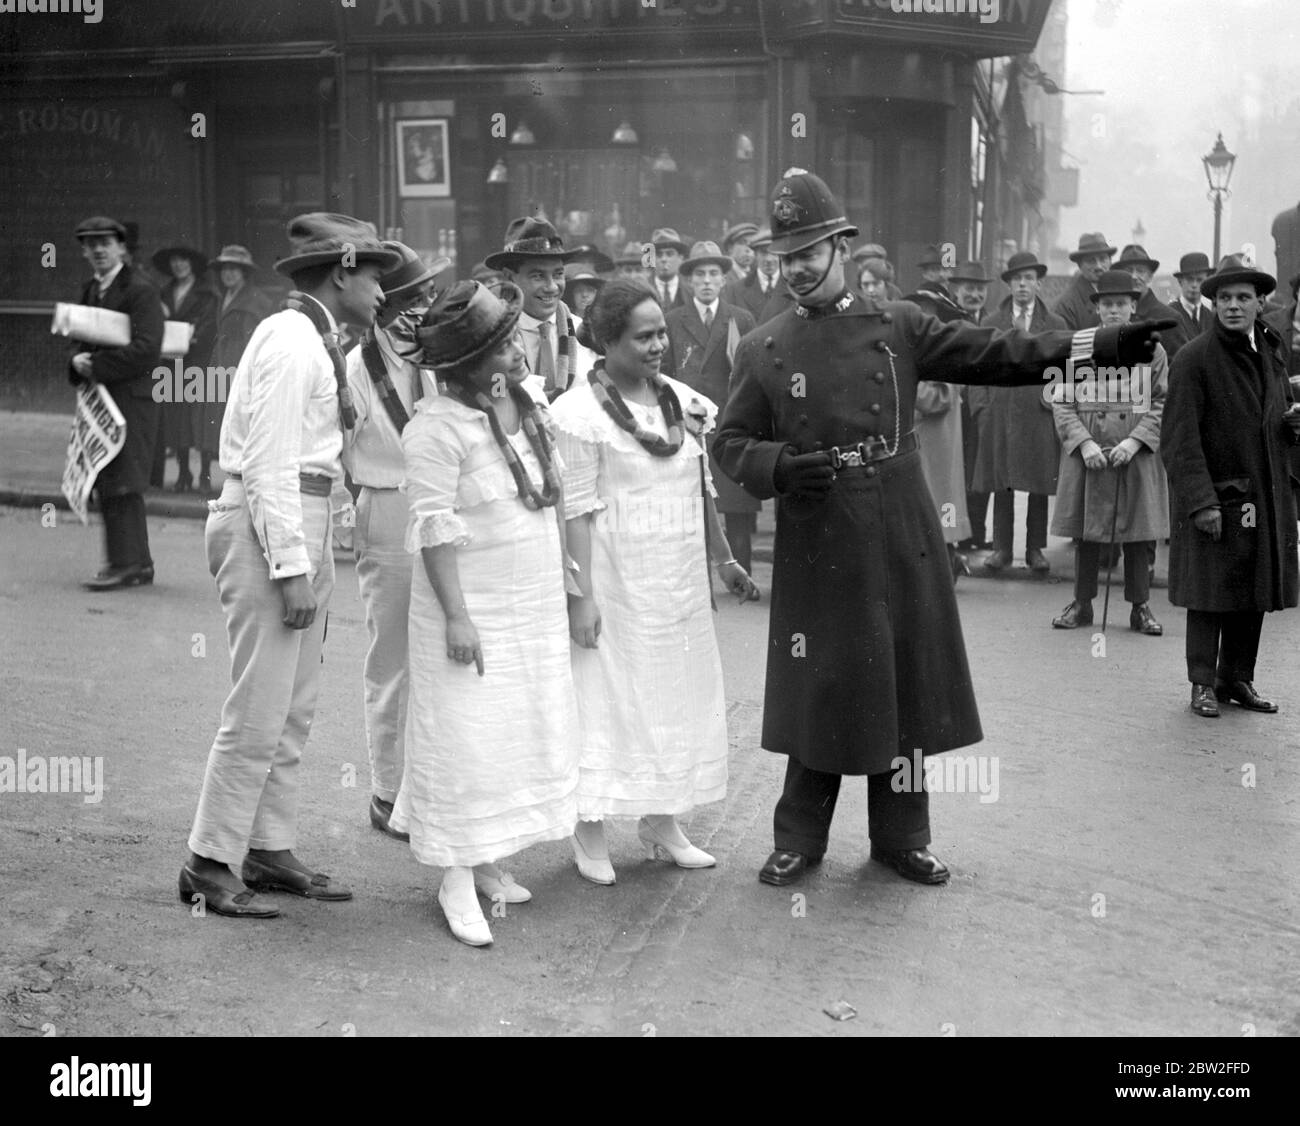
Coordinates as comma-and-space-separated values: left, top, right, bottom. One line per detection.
1202, 133, 1236, 263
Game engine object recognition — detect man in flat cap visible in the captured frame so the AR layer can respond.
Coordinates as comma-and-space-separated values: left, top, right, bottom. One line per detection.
720, 221, 765, 319
69, 215, 164, 590
715, 170, 1175, 891
1054, 232, 1115, 331
180, 214, 399, 918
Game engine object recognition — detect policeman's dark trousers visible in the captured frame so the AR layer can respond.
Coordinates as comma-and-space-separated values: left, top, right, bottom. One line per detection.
1074, 540, 1152, 604
1185, 610, 1265, 686
100, 492, 152, 568
773, 758, 930, 858
992, 491, 1048, 554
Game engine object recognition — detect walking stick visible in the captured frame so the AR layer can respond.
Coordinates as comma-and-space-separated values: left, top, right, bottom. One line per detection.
1100, 451, 1124, 634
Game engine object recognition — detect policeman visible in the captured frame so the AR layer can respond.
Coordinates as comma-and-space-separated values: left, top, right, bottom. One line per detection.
714, 170, 1174, 889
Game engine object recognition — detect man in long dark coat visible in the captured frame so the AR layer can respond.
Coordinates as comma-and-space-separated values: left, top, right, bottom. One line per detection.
69, 215, 164, 590
1162, 256, 1300, 719
714, 170, 1173, 889
1053, 232, 1115, 331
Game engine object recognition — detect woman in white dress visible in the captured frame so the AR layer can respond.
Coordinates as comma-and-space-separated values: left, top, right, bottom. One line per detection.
550, 278, 758, 884
393, 280, 578, 946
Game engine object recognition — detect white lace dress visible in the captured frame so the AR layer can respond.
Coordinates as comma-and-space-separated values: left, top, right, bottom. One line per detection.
390, 387, 578, 867
549, 377, 729, 819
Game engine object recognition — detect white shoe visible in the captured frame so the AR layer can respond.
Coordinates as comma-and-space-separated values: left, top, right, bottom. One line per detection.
571, 821, 616, 885
473, 862, 532, 904
438, 867, 493, 946
637, 816, 716, 869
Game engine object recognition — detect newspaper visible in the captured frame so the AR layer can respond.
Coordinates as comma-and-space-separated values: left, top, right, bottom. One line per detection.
51, 303, 130, 348
61, 383, 127, 524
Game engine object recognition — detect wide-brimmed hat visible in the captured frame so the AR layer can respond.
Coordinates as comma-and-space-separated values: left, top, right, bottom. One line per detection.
650, 228, 691, 255
483, 217, 579, 271
74, 215, 128, 242
380, 240, 451, 303
722, 221, 760, 250
1173, 252, 1213, 278
564, 262, 606, 296
1001, 250, 1049, 282
151, 245, 208, 277
416, 280, 524, 369
209, 244, 259, 273
274, 212, 401, 276
1200, 254, 1277, 300
766, 170, 858, 255
852, 242, 889, 263
568, 244, 614, 274
1068, 232, 1117, 263
679, 240, 733, 276
1116, 244, 1160, 274
949, 260, 991, 284
1088, 270, 1143, 303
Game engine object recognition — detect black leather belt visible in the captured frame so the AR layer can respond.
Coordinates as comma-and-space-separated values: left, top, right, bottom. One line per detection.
827, 430, 918, 469
226, 471, 334, 497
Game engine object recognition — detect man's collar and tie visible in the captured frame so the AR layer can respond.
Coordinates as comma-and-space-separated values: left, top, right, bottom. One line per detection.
92, 262, 124, 299
695, 297, 717, 329
1014, 303, 1033, 331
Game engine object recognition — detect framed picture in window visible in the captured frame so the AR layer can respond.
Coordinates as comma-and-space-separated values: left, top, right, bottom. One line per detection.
396, 118, 450, 198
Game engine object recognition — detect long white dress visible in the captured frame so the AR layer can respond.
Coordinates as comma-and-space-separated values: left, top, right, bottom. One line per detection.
550, 376, 729, 819
391, 387, 578, 867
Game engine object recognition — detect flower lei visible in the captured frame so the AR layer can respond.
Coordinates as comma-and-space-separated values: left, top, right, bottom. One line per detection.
465, 382, 561, 510
587, 360, 685, 457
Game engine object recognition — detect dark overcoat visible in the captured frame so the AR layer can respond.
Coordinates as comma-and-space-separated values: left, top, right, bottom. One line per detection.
159, 278, 218, 450
663, 299, 757, 513
713, 294, 1082, 775
1052, 273, 1099, 331
1167, 298, 1214, 341
68, 264, 163, 497
1162, 320, 1299, 612
971, 297, 1067, 495
755, 278, 796, 326
722, 271, 768, 321
203, 283, 273, 453
1137, 288, 1187, 359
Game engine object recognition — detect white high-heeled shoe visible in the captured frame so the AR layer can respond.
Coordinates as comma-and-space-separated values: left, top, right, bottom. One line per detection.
438, 867, 493, 946
637, 816, 716, 869
473, 862, 532, 904
571, 821, 616, 885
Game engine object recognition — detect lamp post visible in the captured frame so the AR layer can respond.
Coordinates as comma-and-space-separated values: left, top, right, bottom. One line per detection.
1202, 133, 1236, 264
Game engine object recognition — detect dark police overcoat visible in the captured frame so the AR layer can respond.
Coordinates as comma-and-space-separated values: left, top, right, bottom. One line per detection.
714, 293, 1082, 775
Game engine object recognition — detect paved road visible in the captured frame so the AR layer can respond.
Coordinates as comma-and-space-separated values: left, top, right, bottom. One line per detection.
1, 503, 1296, 1037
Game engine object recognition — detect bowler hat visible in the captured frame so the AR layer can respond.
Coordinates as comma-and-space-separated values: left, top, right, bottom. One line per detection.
1001, 250, 1048, 282
1088, 270, 1143, 303
1068, 232, 1117, 263
1200, 254, 1276, 301
74, 215, 128, 242
483, 217, 579, 271
614, 241, 647, 267
209, 244, 259, 273
679, 241, 733, 276
379, 240, 451, 303
917, 244, 950, 269
151, 245, 209, 277
1173, 252, 1212, 278
722, 221, 760, 250
569, 244, 614, 275
415, 280, 524, 369
766, 170, 858, 255
274, 212, 401, 276
949, 261, 991, 284
1116, 244, 1160, 274
650, 228, 691, 255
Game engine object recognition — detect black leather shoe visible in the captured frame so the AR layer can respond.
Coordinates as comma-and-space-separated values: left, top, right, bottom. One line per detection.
1215, 681, 1278, 713
369, 795, 410, 841
870, 846, 950, 885
1052, 600, 1093, 629
983, 549, 1011, 572
178, 865, 280, 918
759, 850, 821, 886
1129, 603, 1163, 635
241, 853, 353, 900
83, 564, 154, 591
1190, 684, 1220, 718
1025, 547, 1051, 572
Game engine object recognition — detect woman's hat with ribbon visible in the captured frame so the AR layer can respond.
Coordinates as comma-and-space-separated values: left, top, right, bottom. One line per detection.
416, 280, 524, 369
209, 244, 259, 273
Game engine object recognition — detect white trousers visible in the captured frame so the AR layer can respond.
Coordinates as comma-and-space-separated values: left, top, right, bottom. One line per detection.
354, 486, 411, 802
187, 481, 334, 865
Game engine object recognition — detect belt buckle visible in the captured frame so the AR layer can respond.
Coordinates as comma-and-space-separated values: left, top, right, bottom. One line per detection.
840, 447, 864, 468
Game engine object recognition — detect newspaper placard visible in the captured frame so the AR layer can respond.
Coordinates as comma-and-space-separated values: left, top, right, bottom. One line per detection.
61, 383, 127, 524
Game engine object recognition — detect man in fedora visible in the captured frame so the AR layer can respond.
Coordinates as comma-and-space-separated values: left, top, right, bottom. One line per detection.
484, 216, 595, 399
974, 251, 1067, 574
1115, 244, 1190, 359
648, 227, 691, 309
1163, 255, 1300, 719
1054, 232, 1116, 331
662, 240, 760, 582
908, 244, 962, 321
715, 170, 1175, 891
612, 240, 650, 281
1049, 270, 1169, 636
180, 213, 399, 917
68, 215, 164, 590
341, 241, 449, 840
1169, 252, 1215, 340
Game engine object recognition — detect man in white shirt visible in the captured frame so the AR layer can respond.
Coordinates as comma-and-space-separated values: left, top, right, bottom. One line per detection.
1168, 251, 1214, 340
649, 227, 691, 309
485, 216, 595, 399
180, 213, 398, 918
341, 241, 448, 840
